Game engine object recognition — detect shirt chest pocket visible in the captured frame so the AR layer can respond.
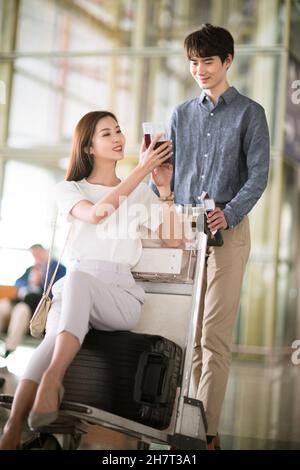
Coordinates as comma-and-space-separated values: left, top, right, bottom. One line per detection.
217, 127, 240, 156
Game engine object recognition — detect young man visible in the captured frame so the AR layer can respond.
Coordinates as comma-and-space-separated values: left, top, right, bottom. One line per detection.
151, 24, 270, 449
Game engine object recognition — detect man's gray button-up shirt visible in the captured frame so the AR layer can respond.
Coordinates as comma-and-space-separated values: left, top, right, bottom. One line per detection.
151, 86, 270, 228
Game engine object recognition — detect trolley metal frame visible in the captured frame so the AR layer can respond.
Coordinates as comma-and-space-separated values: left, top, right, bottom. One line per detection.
0, 208, 208, 450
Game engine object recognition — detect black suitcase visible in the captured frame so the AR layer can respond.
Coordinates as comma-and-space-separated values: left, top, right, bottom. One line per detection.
63, 329, 182, 430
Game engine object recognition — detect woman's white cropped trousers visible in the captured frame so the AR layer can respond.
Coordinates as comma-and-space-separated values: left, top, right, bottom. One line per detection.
22, 259, 144, 383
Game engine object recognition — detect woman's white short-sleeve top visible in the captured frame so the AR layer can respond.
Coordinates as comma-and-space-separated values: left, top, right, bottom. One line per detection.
54, 178, 163, 267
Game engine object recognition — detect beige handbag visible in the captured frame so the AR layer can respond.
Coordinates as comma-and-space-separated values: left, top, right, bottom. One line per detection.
30, 211, 71, 338
29, 294, 52, 338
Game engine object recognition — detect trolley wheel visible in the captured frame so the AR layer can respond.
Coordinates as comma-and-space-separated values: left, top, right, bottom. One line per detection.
40, 434, 62, 450
62, 433, 82, 450
137, 441, 150, 450
21, 433, 61, 450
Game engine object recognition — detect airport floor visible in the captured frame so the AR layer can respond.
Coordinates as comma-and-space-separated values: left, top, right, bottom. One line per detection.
0, 336, 300, 450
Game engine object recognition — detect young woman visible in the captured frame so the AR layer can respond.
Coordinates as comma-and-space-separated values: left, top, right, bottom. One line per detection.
0, 110, 181, 450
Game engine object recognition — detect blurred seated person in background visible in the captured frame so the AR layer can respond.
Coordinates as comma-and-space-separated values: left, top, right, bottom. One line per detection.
0, 244, 66, 357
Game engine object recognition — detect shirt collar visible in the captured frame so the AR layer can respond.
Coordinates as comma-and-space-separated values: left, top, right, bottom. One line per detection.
221, 86, 238, 104
199, 86, 238, 106
199, 90, 208, 103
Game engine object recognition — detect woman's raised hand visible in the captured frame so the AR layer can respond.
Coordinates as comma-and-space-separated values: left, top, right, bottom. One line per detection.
138, 134, 173, 175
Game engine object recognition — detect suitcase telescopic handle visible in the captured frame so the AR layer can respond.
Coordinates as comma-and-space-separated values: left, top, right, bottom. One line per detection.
133, 352, 174, 405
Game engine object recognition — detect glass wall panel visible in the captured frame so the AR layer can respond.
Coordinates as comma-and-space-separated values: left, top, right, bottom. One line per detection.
15, 0, 135, 52
233, 156, 280, 348
15, 0, 286, 54
285, 54, 300, 164
276, 161, 300, 345
6, 52, 280, 148
8, 70, 59, 147
290, 0, 300, 61
0, 160, 56, 247
143, 0, 286, 47
0, 158, 69, 282
0, 247, 33, 285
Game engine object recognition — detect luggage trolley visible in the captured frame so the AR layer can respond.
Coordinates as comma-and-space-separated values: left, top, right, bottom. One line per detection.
0, 206, 208, 450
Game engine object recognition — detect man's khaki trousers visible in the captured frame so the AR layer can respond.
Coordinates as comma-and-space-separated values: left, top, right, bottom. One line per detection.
192, 216, 251, 435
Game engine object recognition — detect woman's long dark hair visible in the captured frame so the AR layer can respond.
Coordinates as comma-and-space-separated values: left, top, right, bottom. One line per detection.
65, 111, 118, 181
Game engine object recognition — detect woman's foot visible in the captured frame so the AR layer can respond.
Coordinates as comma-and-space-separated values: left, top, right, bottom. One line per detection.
213, 433, 221, 450
206, 433, 221, 450
28, 372, 63, 428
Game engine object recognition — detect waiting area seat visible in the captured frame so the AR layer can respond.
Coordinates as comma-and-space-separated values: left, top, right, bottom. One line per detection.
0, 285, 17, 300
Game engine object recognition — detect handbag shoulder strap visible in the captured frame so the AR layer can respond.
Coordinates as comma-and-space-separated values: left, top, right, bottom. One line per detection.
44, 226, 72, 297
43, 206, 57, 294
43, 196, 73, 297
44, 180, 84, 295
44, 180, 85, 296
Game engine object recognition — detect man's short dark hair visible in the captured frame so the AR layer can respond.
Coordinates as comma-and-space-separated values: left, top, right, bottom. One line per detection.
184, 24, 234, 62
29, 244, 45, 250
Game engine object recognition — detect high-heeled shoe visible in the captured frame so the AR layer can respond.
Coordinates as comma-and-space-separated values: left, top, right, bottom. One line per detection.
206, 433, 221, 450
214, 433, 221, 450
28, 385, 64, 429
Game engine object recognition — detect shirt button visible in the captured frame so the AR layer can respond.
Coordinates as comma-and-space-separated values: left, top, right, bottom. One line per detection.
210, 112, 214, 116
207, 132, 211, 137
